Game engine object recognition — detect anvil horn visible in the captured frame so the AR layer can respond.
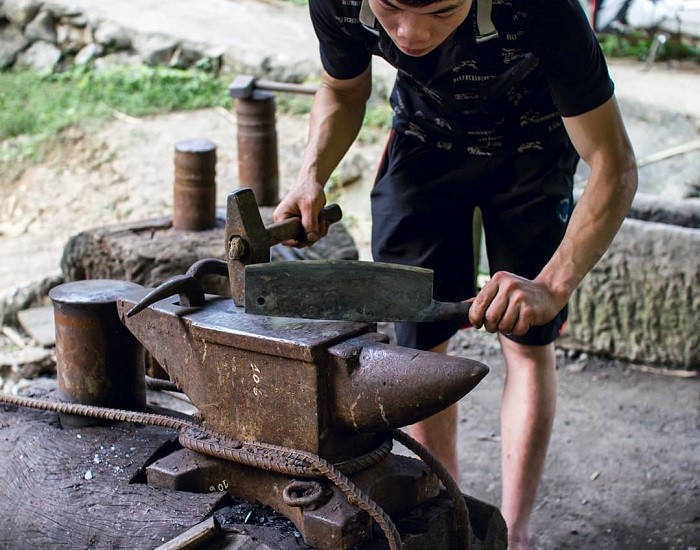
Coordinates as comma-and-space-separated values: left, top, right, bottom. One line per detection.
327, 334, 488, 433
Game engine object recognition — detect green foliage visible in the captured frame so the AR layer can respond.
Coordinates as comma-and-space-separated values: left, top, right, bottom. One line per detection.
597, 32, 700, 62
363, 103, 393, 130
660, 38, 700, 61
358, 103, 393, 143
275, 92, 314, 115
597, 31, 652, 60
0, 64, 232, 142
0, 64, 233, 181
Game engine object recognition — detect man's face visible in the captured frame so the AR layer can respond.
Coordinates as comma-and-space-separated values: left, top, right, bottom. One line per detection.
368, 0, 471, 57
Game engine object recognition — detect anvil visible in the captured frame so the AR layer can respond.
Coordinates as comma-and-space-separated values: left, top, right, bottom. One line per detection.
117, 288, 488, 462
108, 188, 496, 548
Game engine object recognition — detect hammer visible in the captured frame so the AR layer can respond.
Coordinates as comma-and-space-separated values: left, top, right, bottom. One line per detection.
229, 74, 319, 100
125, 189, 340, 317
226, 188, 342, 306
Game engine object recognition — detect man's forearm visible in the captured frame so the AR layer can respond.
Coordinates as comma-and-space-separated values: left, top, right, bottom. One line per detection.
296, 68, 372, 189
537, 160, 638, 306
537, 97, 639, 308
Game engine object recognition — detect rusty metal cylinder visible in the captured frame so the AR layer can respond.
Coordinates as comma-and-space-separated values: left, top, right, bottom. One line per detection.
236, 91, 279, 206
49, 280, 147, 428
173, 138, 218, 230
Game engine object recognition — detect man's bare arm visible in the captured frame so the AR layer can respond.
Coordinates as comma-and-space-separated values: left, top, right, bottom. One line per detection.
274, 66, 373, 244
470, 97, 638, 334
537, 96, 638, 306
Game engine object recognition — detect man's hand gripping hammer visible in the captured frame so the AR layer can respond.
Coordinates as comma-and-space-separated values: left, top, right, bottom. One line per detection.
126, 188, 341, 316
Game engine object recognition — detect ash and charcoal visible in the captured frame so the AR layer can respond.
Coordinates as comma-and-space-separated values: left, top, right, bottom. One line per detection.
215, 498, 302, 537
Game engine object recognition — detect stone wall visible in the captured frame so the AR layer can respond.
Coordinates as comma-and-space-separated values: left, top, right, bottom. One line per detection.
559, 193, 700, 369
0, 0, 225, 72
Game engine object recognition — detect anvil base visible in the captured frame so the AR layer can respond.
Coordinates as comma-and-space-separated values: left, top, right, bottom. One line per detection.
146, 447, 507, 549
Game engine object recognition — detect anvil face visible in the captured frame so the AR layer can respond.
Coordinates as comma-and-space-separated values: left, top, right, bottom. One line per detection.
117, 288, 488, 462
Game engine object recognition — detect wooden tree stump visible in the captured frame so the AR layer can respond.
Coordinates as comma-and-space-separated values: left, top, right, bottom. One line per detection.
0, 403, 226, 548
60, 209, 359, 296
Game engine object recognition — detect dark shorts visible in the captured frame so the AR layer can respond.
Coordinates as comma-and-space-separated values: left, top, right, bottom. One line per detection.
371, 131, 579, 351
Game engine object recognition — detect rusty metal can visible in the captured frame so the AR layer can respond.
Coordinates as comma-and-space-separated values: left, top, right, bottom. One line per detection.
49, 280, 147, 428
173, 138, 218, 230
236, 91, 279, 206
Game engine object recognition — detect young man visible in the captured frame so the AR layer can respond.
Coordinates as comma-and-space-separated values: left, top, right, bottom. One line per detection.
273, 0, 638, 547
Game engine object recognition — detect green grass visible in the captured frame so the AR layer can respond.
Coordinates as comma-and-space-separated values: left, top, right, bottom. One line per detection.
0, 64, 235, 182
0, 64, 232, 142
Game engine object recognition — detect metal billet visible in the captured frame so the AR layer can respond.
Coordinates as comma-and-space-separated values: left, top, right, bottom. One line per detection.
235, 92, 279, 207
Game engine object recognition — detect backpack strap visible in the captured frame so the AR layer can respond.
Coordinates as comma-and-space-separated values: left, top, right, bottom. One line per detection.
359, 0, 498, 43
475, 0, 499, 42
359, 0, 380, 36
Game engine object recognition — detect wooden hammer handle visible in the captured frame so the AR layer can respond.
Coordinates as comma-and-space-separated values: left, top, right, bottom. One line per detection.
265, 203, 342, 245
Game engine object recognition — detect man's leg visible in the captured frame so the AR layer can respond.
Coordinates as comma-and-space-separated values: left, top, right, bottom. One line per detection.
406, 340, 461, 482
498, 335, 557, 550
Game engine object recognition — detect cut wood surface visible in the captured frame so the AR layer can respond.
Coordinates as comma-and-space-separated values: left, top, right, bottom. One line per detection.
0, 403, 226, 549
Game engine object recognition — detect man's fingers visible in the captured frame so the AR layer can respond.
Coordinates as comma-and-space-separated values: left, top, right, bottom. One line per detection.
302, 212, 321, 244
484, 296, 509, 333
469, 283, 496, 328
497, 304, 519, 335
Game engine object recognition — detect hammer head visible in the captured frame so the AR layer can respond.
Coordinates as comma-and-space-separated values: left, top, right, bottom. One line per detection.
225, 188, 342, 307
225, 188, 269, 306
229, 74, 256, 100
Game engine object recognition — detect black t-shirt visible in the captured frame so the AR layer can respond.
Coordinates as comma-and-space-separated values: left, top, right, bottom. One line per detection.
310, 0, 614, 155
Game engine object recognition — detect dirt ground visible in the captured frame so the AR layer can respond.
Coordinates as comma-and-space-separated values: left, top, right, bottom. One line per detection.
0, 107, 698, 549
